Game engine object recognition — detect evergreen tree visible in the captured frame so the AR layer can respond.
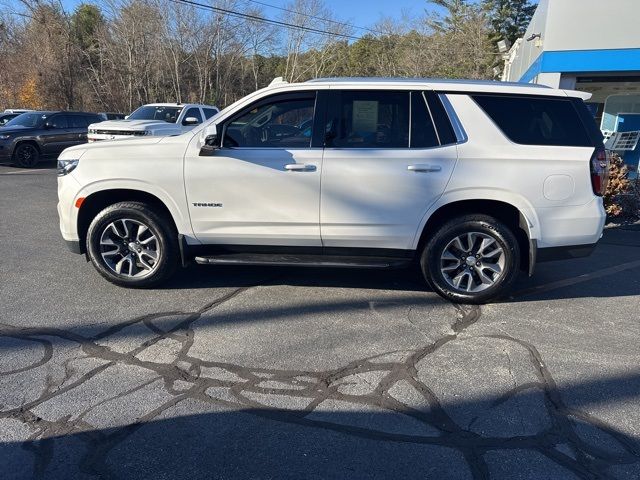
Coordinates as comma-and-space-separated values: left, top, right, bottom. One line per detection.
483, 0, 537, 44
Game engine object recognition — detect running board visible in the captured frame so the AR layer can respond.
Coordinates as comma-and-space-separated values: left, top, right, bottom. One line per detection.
194, 253, 412, 269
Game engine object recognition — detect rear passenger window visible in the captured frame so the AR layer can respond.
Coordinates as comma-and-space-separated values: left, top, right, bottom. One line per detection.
473, 95, 593, 147
333, 91, 409, 148
410, 92, 439, 148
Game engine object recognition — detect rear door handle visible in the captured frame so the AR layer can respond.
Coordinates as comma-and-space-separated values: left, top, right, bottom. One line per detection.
285, 164, 316, 172
407, 164, 441, 173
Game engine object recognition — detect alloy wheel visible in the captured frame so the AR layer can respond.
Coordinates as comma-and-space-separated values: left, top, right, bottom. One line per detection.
99, 218, 161, 278
439, 231, 506, 293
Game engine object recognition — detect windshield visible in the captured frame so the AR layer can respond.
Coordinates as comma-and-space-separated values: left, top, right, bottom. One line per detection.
128, 106, 182, 123
4, 112, 45, 128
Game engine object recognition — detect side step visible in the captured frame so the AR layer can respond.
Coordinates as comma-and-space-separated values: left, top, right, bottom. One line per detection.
194, 253, 413, 269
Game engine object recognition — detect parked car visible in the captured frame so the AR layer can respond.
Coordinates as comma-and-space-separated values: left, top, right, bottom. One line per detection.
99, 112, 127, 121
3, 108, 31, 114
87, 103, 219, 142
0, 111, 103, 167
57, 78, 607, 303
0, 112, 21, 126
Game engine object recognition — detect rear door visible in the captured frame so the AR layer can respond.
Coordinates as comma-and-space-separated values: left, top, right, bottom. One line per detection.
320, 89, 458, 250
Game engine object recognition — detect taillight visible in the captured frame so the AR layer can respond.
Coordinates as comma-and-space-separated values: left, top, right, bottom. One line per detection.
590, 147, 609, 196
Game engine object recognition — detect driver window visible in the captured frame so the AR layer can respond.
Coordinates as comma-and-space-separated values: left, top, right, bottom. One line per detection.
49, 115, 69, 129
223, 96, 315, 148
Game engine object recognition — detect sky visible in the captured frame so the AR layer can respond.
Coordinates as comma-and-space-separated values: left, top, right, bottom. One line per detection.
58, 0, 539, 33
56, 0, 461, 29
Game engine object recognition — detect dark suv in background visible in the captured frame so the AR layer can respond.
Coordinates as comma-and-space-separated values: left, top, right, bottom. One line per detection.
0, 111, 103, 167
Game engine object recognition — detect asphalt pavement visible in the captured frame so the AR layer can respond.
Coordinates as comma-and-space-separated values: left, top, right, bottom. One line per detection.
1, 162, 639, 479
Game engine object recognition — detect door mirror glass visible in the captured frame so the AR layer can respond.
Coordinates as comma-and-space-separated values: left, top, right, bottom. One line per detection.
199, 123, 218, 156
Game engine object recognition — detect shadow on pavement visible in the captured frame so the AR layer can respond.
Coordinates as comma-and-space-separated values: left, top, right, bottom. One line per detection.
2, 372, 639, 479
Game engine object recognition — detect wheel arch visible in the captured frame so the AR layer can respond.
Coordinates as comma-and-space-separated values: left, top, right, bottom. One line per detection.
76, 189, 179, 254
13, 139, 41, 157
415, 198, 536, 274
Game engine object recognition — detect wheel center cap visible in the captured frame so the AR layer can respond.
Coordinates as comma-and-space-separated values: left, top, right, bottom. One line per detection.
128, 242, 140, 252
465, 256, 476, 266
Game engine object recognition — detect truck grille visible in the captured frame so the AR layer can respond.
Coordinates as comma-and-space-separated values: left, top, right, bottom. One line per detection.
92, 130, 147, 136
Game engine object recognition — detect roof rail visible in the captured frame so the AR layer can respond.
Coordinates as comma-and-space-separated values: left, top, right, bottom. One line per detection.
269, 77, 288, 86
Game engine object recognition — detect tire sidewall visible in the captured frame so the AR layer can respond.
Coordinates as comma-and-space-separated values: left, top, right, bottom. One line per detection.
422, 216, 520, 304
86, 203, 177, 287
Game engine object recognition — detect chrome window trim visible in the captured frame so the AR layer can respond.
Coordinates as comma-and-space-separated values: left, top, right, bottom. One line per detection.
438, 93, 468, 144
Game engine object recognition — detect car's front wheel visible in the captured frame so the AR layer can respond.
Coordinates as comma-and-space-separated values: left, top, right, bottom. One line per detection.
13, 143, 40, 168
421, 215, 520, 304
86, 202, 178, 287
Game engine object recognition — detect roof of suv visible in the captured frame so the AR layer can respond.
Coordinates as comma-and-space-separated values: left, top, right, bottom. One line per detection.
282, 77, 589, 100
142, 103, 218, 109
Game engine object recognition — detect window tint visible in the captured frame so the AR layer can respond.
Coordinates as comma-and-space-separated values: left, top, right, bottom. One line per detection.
473, 95, 593, 147
182, 107, 203, 125
427, 93, 457, 145
203, 108, 218, 120
86, 114, 103, 125
68, 115, 88, 128
411, 92, 439, 148
49, 115, 69, 129
223, 95, 315, 148
332, 91, 409, 148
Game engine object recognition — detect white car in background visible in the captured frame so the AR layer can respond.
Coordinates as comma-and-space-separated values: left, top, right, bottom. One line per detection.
87, 103, 219, 142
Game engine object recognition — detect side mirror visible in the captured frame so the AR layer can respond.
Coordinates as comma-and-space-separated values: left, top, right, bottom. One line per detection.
44, 121, 54, 129
199, 123, 219, 156
124, 115, 129, 120
183, 117, 200, 126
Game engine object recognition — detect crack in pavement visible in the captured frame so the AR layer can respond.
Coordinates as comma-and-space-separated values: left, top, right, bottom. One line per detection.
0, 287, 638, 480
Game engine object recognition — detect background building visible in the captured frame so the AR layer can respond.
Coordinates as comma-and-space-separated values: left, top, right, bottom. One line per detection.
503, 0, 640, 173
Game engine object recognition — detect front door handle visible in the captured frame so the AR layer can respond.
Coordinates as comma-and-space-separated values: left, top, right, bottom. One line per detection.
407, 164, 442, 173
285, 164, 316, 172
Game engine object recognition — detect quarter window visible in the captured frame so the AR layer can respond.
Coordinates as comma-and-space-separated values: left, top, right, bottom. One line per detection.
223, 95, 315, 148
473, 95, 593, 147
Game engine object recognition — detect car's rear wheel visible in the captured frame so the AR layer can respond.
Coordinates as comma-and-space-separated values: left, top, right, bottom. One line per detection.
86, 202, 178, 287
421, 215, 520, 304
13, 143, 40, 168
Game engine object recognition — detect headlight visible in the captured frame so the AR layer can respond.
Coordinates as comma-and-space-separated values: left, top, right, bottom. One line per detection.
0, 134, 11, 140
57, 159, 79, 176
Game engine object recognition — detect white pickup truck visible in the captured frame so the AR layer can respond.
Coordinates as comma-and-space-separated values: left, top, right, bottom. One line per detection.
87, 103, 219, 142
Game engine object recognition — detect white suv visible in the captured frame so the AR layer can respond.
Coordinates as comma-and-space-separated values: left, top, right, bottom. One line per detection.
57, 78, 607, 303
87, 103, 219, 142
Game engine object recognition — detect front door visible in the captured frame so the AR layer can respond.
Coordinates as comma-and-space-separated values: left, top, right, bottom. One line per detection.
41, 114, 74, 155
320, 90, 458, 250
184, 91, 323, 246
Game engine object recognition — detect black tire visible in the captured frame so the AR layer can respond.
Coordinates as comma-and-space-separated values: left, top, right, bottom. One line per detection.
86, 201, 179, 288
420, 215, 520, 304
13, 142, 40, 168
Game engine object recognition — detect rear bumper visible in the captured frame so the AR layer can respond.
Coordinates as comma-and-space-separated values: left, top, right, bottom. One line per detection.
537, 242, 597, 262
